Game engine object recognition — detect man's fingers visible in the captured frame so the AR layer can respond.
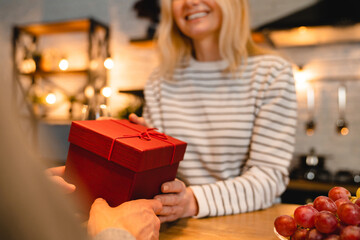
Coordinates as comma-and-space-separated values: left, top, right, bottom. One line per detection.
46, 166, 66, 176
131, 199, 163, 214
51, 176, 76, 194
91, 198, 109, 210
158, 215, 178, 223
147, 199, 163, 214
150, 231, 160, 240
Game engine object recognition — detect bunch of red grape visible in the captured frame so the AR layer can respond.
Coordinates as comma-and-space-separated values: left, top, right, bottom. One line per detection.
274, 186, 360, 240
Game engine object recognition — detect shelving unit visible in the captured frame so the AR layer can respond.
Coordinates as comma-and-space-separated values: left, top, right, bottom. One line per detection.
12, 18, 110, 146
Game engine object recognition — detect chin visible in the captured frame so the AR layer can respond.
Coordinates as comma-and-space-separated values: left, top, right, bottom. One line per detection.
184, 27, 218, 40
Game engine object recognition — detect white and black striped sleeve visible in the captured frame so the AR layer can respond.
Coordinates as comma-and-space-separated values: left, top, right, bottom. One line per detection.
190, 62, 297, 218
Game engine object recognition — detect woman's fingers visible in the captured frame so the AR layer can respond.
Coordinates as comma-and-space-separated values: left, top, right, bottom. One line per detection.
161, 179, 185, 193
129, 113, 148, 127
154, 193, 181, 206
96, 116, 115, 121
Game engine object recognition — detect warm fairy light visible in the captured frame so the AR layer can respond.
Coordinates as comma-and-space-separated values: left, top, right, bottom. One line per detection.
294, 67, 310, 91
298, 26, 308, 34
90, 60, 99, 70
104, 57, 114, 70
59, 58, 69, 71
45, 93, 57, 105
101, 86, 112, 98
20, 58, 36, 73
340, 127, 349, 136
84, 85, 95, 98
307, 86, 315, 111
338, 86, 346, 112
81, 105, 89, 115
306, 128, 315, 136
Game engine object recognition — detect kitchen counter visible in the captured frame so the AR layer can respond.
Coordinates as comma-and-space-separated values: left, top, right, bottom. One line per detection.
160, 203, 298, 240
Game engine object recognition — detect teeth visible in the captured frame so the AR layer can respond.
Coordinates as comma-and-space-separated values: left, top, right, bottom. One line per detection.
187, 12, 207, 20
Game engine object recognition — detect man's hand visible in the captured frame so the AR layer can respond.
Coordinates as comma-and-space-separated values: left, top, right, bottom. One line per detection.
154, 179, 199, 223
45, 166, 76, 194
88, 198, 162, 240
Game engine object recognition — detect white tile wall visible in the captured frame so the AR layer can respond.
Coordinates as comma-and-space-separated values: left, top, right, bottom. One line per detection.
280, 43, 360, 174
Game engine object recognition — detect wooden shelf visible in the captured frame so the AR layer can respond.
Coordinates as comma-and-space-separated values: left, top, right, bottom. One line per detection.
16, 18, 108, 36
13, 18, 110, 149
21, 69, 88, 76
118, 89, 144, 98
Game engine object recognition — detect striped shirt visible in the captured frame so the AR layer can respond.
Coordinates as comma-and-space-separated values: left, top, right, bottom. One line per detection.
143, 54, 297, 218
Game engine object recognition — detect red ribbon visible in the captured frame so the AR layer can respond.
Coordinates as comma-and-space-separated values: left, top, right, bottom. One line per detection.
107, 120, 176, 165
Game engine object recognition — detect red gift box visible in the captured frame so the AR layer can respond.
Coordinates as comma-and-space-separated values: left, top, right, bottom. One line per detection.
64, 119, 187, 212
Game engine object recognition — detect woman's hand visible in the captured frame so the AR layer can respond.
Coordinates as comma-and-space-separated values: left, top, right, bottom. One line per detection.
88, 198, 162, 240
97, 113, 149, 127
154, 179, 198, 223
96, 116, 115, 120
129, 113, 149, 127
45, 166, 76, 194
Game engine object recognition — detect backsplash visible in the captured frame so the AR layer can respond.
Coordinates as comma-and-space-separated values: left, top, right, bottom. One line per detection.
279, 43, 360, 174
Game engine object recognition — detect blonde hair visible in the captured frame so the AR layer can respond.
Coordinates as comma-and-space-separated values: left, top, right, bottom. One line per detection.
156, 0, 270, 77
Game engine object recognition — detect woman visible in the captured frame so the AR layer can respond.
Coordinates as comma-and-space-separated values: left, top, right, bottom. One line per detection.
130, 0, 297, 222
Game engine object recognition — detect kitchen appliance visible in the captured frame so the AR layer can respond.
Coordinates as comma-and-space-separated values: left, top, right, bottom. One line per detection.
353, 172, 360, 184
334, 170, 353, 184
333, 170, 360, 185
290, 148, 332, 182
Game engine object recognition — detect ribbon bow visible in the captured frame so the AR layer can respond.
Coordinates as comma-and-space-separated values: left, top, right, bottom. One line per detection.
107, 121, 176, 165
126, 128, 168, 141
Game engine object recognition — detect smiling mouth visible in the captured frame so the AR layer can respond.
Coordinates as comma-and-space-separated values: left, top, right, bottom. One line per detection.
186, 12, 208, 21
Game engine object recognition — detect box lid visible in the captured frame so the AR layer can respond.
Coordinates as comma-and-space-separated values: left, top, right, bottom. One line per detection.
68, 119, 187, 172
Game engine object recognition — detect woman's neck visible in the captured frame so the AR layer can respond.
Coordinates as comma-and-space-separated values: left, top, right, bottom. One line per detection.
192, 36, 221, 62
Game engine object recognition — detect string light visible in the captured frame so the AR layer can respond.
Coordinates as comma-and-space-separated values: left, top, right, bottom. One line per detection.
84, 85, 95, 98
90, 60, 99, 70
294, 65, 310, 91
104, 57, 114, 70
59, 58, 69, 71
45, 93, 57, 105
101, 86, 112, 98
340, 127, 349, 136
20, 58, 36, 73
298, 26, 308, 34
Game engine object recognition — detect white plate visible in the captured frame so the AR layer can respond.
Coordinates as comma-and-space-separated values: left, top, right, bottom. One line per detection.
274, 227, 289, 240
